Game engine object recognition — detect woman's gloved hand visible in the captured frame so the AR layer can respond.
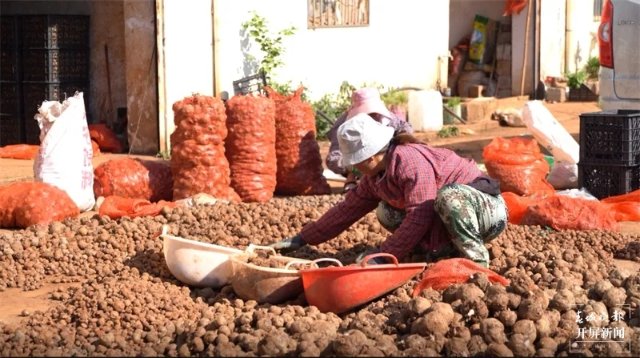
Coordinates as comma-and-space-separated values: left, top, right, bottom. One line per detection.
355, 248, 388, 265
268, 234, 306, 253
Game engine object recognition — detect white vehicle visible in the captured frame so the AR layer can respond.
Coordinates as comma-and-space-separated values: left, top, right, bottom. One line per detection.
598, 0, 640, 110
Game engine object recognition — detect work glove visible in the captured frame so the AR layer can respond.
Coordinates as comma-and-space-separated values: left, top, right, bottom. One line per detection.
355, 248, 388, 265
268, 234, 307, 253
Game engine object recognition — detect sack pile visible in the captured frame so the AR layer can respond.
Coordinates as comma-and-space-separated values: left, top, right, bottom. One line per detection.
0, 182, 79, 228
265, 86, 331, 196
225, 94, 277, 202
93, 157, 173, 202
170, 95, 240, 201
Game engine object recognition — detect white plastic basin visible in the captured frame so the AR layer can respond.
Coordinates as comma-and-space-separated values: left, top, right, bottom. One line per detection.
161, 226, 242, 288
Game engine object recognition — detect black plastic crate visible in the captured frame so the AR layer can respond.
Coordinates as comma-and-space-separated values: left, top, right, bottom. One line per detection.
578, 163, 640, 199
20, 15, 89, 49
579, 110, 640, 166
21, 49, 89, 82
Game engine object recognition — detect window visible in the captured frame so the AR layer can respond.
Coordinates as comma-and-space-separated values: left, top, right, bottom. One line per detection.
593, 0, 603, 20
307, 0, 369, 29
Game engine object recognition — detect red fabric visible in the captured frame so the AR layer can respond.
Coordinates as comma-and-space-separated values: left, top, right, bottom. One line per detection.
412, 258, 509, 295
504, 0, 528, 16
98, 195, 178, 219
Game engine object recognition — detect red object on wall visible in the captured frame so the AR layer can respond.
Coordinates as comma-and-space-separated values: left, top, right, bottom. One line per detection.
503, 0, 528, 16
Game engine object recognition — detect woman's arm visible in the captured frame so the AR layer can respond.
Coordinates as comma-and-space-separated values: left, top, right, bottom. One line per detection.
300, 178, 379, 245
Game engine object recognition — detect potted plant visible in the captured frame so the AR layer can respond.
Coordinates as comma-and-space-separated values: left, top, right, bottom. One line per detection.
381, 88, 408, 121
566, 70, 597, 101
584, 56, 600, 95
443, 96, 462, 125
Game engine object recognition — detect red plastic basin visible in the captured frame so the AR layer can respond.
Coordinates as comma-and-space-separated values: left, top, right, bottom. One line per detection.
300, 253, 426, 314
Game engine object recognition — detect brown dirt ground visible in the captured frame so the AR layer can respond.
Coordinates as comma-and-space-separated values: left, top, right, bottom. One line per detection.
1, 98, 638, 327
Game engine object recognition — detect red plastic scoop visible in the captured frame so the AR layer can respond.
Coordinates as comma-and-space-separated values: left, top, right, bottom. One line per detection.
300, 253, 426, 314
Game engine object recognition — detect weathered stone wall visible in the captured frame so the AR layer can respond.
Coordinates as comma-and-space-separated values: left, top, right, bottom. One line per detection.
123, 0, 158, 154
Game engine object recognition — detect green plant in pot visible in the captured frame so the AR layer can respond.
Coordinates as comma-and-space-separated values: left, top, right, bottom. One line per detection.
443, 96, 462, 125
565, 70, 587, 90
584, 56, 600, 80
381, 88, 408, 121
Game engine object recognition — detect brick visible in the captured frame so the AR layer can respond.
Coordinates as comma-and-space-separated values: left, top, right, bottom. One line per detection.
545, 87, 567, 103
462, 97, 498, 123
468, 85, 484, 98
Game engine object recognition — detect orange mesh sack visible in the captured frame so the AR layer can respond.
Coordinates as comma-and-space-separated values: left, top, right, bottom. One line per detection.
482, 137, 554, 196
265, 86, 331, 196
412, 258, 509, 295
98, 195, 178, 219
521, 195, 618, 231
0, 182, 79, 228
601, 190, 640, 221
225, 94, 277, 202
170, 95, 240, 202
93, 157, 173, 202
0, 144, 40, 160
89, 123, 123, 153
502, 191, 551, 225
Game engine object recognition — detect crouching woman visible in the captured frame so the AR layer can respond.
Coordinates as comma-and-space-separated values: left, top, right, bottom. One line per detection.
270, 113, 508, 267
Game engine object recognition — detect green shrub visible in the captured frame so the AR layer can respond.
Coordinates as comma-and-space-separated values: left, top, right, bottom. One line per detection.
584, 56, 600, 80
311, 81, 355, 140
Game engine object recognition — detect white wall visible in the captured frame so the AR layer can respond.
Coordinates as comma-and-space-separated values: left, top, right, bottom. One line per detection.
157, 0, 215, 151
565, 0, 600, 73
214, 0, 451, 101
539, 0, 566, 79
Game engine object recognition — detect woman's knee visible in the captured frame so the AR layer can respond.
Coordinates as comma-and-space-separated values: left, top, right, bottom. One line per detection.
376, 201, 405, 232
434, 184, 466, 215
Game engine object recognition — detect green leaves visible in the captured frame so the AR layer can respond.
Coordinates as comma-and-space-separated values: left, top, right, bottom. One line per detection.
241, 11, 296, 78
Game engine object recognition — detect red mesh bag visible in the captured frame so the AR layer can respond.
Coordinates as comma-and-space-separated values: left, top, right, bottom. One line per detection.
265, 86, 331, 196
0, 144, 40, 160
602, 190, 640, 221
98, 195, 178, 219
93, 157, 173, 202
170, 95, 239, 202
502, 191, 551, 225
89, 123, 123, 153
412, 258, 509, 295
521, 195, 618, 231
225, 94, 277, 202
0, 181, 79, 228
482, 137, 555, 196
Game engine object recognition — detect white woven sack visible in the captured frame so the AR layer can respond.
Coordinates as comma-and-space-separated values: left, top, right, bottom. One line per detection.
33, 92, 95, 212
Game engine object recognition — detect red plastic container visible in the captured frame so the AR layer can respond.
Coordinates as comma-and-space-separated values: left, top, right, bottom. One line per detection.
300, 253, 426, 314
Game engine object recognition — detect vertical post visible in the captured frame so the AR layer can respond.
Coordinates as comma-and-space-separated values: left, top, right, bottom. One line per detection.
520, 0, 533, 96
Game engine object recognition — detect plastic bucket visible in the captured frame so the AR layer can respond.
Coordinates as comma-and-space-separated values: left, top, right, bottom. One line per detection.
408, 90, 443, 132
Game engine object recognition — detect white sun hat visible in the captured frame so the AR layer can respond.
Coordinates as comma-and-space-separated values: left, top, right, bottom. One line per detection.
338, 113, 395, 167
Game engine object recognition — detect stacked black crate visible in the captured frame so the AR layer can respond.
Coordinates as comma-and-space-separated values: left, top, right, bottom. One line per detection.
578, 110, 640, 199
0, 16, 21, 146
20, 15, 90, 144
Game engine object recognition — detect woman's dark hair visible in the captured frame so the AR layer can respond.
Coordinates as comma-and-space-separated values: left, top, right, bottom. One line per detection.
389, 132, 428, 146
